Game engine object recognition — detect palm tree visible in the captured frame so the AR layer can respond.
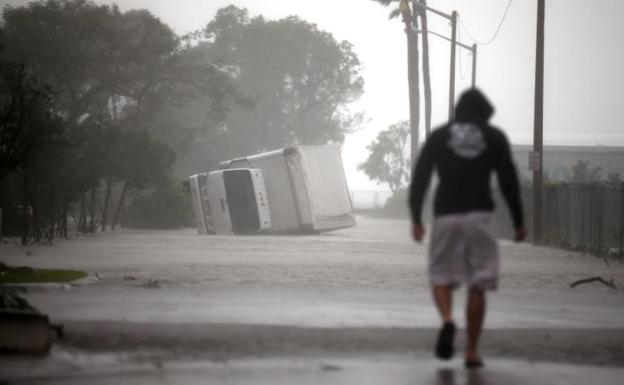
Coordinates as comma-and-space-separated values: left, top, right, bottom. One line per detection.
372, 0, 420, 165
418, 0, 432, 139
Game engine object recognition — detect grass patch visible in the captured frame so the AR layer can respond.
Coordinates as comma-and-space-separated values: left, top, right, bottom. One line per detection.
0, 265, 87, 284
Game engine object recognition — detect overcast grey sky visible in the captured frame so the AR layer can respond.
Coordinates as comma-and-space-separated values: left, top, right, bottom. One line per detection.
2, 0, 623, 190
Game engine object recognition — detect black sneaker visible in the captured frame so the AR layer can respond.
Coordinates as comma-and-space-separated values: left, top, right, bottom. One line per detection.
435, 322, 456, 360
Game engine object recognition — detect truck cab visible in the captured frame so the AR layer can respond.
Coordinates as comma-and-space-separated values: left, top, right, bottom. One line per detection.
190, 169, 271, 235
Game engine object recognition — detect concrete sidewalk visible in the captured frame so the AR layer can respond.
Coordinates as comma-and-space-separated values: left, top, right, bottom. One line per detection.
1, 321, 623, 383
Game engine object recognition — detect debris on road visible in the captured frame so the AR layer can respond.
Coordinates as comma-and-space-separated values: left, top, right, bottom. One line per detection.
137, 279, 165, 289
570, 276, 617, 290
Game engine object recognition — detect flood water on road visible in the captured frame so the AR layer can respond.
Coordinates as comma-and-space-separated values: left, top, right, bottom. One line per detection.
1, 216, 623, 382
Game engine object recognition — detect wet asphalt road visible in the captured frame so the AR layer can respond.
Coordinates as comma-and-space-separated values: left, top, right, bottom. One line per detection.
5, 356, 624, 385
1, 216, 623, 383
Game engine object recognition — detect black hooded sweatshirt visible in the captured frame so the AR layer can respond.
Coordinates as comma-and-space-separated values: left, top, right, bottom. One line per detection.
408, 89, 524, 229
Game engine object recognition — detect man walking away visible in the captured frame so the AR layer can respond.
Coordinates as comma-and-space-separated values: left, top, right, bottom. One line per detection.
409, 88, 526, 369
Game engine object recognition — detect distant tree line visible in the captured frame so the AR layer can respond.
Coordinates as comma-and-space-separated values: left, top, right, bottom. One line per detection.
0, 1, 364, 243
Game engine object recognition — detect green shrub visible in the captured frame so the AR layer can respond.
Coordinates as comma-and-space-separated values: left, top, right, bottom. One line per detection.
126, 179, 193, 229
381, 188, 410, 218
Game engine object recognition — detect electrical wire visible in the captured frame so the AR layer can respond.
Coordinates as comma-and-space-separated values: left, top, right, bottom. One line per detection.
459, 0, 513, 46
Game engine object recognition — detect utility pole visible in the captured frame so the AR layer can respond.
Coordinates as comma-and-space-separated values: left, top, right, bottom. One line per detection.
410, 2, 468, 119
400, 0, 421, 166
533, 0, 545, 244
391, 1, 473, 127
471, 44, 477, 89
449, 11, 458, 119
419, 0, 433, 138
422, 29, 476, 91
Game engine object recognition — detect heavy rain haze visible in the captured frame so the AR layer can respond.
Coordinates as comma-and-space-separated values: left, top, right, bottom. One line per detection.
0, 0, 624, 190
1, 1, 624, 384
2, 0, 623, 191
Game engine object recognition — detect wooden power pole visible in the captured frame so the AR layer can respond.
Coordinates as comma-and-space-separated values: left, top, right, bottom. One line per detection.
449, 11, 458, 119
471, 43, 477, 88
533, 0, 545, 244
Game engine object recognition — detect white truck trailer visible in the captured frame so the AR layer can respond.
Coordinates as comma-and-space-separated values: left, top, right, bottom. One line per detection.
219, 145, 355, 233
189, 168, 271, 235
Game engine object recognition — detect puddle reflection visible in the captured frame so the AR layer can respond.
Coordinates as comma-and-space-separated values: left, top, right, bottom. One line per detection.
436, 368, 485, 385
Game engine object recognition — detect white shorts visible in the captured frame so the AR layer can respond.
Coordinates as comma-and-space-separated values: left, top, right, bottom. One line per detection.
429, 211, 499, 291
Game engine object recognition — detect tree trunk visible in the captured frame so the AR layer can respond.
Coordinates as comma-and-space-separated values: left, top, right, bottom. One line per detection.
62, 200, 69, 239
89, 187, 97, 233
56, 213, 63, 238
101, 176, 113, 232
47, 211, 54, 244
405, 12, 421, 165
122, 190, 138, 229
111, 181, 127, 231
47, 184, 56, 244
419, 0, 432, 139
79, 194, 87, 233
32, 174, 40, 243
20, 167, 30, 246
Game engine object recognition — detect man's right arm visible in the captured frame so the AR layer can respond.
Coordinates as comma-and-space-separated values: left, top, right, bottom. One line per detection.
409, 137, 435, 228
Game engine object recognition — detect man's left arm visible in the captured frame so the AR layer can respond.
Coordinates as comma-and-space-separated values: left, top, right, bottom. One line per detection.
494, 132, 525, 241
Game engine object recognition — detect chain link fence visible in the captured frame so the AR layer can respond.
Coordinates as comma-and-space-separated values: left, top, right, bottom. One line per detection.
350, 191, 393, 211
494, 183, 624, 257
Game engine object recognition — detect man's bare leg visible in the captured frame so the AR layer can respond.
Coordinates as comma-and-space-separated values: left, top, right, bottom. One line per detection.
433, 285, 456, 359
466, 287, 485, 362
432, 285, 453, 323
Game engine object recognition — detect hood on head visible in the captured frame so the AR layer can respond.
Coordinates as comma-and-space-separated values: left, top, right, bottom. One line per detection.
454, 88, 494, 123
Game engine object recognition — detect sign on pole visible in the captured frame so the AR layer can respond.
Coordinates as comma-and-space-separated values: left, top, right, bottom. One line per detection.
528, 151, 541, 171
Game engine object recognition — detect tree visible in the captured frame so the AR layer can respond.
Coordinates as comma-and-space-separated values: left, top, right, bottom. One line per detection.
200, 6, 364, 157
0, 0, 232, 237
607, 172, 621, 185
110, 129, 177, 230
571, 160, 603, 183
0, 0, 232, 157
2, 1, 176, 124
372, 0, 420, 163
125, 176, 192, 230
0, 63, 54, 180
358, 121, 410, 193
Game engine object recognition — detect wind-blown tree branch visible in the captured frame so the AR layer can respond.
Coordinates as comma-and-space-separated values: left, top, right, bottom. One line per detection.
358, 121, 410, 193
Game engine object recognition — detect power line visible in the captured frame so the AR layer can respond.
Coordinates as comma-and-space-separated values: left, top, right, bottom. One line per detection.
459, 0, 513, 46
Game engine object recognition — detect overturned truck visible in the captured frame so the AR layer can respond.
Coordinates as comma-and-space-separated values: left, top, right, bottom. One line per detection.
190, 145, 355, 234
